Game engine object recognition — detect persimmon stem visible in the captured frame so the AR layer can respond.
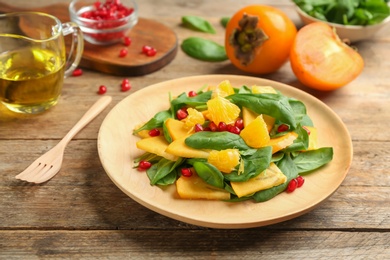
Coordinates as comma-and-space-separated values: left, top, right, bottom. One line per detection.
229, 13, 268, 66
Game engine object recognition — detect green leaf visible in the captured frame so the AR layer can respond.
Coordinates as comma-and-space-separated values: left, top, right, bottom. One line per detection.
185, 131, 250, 151
220, 17, 230, 28
181, 37, 228, 62
133, 109, 172, 134
147, 158, 183, 185
228, 93, 297, 129
193, 161, 224, 189
182, 16, 216, 34
224, 146, 272, 182
293, 147, 334, 174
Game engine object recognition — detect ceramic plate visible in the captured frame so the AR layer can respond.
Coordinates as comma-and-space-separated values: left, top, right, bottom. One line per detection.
97, 75, 353, 229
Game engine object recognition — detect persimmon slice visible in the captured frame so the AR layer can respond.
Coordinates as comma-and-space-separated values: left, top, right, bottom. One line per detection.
290, 22, 364, 91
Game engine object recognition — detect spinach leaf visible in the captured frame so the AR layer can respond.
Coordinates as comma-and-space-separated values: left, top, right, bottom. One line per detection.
252, 153, 298, 202
170, 91, 212, 112
228, 93, 297, 129
185, 131, 250, 151
294, 0, 390, 25
147, 158, 183, 185
181, 37, 228, 62
193, 161, 224, 188
182, 16, 216, 34
289, 99, 313, 126
224, 146, 272, 182
293, 147, 334, 174
162, 120, 172, 143
284, 125, 309, 153
133, 109, 172, 134
220, 17, 230, 28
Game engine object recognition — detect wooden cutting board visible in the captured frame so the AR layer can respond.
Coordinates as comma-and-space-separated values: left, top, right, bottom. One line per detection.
0, 3, 178, 76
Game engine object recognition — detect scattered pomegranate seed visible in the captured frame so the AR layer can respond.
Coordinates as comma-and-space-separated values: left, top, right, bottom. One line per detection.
142, 45, 153, 53
277, 124, 289, 132
119, 48, 128, 57
188, 90, 197, 97
72, 68, 83, 77
181, 168, 192, 177
123, 36, 132, 46
286, 179, 298, 193
146, 48, 157, 57
296, 176, 305, 187
209, 122, 218, 132
234, 118, 244, 129
148, 128, 160, 137
98, 85, 107, 95
142, 45, 157, 57
121, 81, 131, 92
218, 122, 228, 132
228, 125, 241, 134
194, 124, 203, 132
302, 126, 311, 135
176, 108, 188, 120
139, 160, 152, 170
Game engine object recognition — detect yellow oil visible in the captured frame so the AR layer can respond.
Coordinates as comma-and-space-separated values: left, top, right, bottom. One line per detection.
0, 47, 65, 114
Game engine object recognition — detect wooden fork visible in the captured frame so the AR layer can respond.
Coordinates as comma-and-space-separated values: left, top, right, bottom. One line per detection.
15, 96, 112, 184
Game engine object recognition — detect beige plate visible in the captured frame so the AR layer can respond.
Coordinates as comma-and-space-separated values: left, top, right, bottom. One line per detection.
97, 75, 353, 229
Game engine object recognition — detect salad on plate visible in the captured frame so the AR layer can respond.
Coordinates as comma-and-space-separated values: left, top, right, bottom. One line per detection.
132, 80, 333, 203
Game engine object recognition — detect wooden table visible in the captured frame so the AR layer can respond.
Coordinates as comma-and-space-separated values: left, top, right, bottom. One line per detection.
1, 0, 389, 258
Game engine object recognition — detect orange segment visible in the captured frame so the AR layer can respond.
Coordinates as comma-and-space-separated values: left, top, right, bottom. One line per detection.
212, 80, 235, 98
251, 85, 277, 94
240, 115, 270, 148
207, 149, 240, 174
242, 107, 275, 133
207, 96, 240, 125
183, 108, 205, 129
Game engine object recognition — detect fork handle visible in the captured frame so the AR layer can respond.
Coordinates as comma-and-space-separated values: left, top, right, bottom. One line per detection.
60, 96, 112, 145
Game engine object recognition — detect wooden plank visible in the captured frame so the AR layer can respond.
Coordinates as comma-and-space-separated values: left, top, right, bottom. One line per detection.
1, 140, 389, 230
1, 230, 389, 258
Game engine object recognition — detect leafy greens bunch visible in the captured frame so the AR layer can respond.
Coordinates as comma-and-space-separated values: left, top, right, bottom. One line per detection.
294, 0, 390, 25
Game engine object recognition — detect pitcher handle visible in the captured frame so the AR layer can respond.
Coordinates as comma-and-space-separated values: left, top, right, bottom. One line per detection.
61, 22, 84, 77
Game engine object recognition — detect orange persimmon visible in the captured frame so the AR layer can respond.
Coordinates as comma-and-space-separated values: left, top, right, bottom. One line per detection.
225, 5, 297, 74
290, 22, 364, 91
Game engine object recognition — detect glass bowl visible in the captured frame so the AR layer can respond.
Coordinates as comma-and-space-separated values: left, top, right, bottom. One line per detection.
294, 5, 390, 43
69, 0, 138, 45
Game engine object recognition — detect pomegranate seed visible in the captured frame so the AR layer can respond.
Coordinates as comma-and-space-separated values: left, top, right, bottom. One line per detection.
146, 48, 157, 57
176, 108, 188, 120
286, 179, 298, 193
142, 45, 153, 54
119, 48, 128, 57
139, 160, 152, 170
194, 123, 203, 132
218, 122, 227, 132
229, 125, 241, 134
98, 85, 107, 94
203, 127, 211, 131
277, 124, 289, 132
188, 90, 197, 97
209, 122, 218, 132
72, 68, 83, 77
123, 36, 132, 46
181, 168, 192, 177
234, 118, 244, 129
121, 80, 131, 91
296, 176, 305, 187
302, 126, 311, 135
148, 128, 160, 137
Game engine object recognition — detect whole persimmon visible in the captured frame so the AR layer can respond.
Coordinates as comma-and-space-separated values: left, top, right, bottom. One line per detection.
290, 22, 364, 91
225, 5, 297, 74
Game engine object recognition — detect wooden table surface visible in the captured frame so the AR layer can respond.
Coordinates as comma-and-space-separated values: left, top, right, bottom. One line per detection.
1, 0, 389, 258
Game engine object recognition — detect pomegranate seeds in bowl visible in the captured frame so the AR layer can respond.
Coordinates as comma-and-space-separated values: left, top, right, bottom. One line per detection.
69, 0, 138, 45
